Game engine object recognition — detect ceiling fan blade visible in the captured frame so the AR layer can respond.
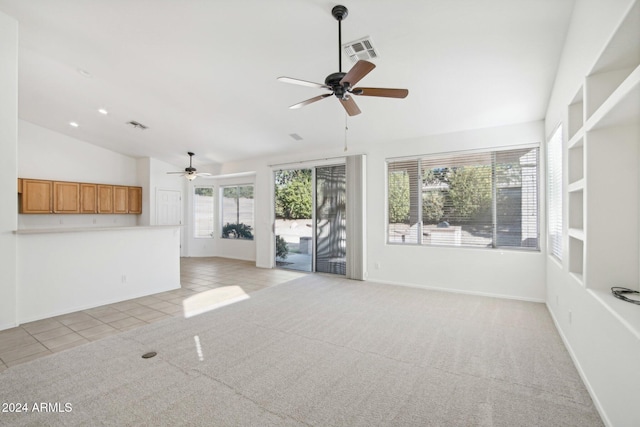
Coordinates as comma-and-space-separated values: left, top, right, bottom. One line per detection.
353, 87, 409, 98
277, 76, 330, 90
339, 96, 361, 116
196, 173, 212, 177
290, 93, 332, 109
340, 60, 376, 87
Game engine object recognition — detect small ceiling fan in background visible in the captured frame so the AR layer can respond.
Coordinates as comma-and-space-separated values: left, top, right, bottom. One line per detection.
278, 5, 408, 116
167, 152, 211, 181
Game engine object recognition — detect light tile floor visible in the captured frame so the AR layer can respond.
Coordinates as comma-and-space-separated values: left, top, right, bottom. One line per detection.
0, 257, 304, 372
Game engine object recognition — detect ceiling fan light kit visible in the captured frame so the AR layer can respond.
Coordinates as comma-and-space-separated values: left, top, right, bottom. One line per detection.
167, 152, 212, 181
277, 5, 408, 116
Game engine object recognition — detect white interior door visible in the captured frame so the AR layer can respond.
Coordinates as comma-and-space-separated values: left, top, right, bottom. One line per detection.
156, 189, 182, 225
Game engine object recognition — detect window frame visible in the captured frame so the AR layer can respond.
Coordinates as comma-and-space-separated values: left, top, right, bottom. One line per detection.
386, 144, 540, 251
219, 184, 255, 241
193, 185, 215, 239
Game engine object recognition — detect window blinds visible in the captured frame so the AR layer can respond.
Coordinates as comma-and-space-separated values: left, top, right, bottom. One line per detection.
193, 187, 214, 238
547, 126, 563, 259
387, 146, 539, 249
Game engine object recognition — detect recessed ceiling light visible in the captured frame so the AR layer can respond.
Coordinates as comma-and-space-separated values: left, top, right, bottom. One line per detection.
77, 68, 92, 78
98, 108, 108, 115
69, 121, 79, 128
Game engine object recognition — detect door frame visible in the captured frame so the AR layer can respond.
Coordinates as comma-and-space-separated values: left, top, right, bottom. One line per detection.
272, 161, 346, 274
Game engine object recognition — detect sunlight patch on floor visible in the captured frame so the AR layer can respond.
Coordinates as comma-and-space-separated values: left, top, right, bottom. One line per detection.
182, 286, 249, 318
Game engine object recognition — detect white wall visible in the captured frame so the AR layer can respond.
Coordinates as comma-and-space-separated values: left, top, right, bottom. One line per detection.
544, 1, 639, 426
185, 173, 257, 261
220, 120, 546, 301
18, 120, 139, 229
366, 121, 546, 301
19, 120, 138, 183
16, 227, 181, 323
545, 0, 636, 136
0, 11, 18, 330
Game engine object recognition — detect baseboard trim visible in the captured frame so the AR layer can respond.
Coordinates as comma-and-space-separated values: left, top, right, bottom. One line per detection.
545, 303, 611, 427
370, 278, 546, 303
17, 282, 181, 326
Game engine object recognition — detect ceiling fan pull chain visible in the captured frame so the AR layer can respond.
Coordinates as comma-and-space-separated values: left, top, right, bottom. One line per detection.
344, 114, 349, 152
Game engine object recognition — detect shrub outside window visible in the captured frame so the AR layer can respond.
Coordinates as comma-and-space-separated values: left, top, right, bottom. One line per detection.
221, 185, 255, 240
387, 146, 539, 250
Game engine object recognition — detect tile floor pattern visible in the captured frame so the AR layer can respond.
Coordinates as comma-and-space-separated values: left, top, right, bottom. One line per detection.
0, 257, 305, 373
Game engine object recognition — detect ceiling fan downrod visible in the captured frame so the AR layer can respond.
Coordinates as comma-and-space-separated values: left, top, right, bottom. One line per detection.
332, 5, 348, 73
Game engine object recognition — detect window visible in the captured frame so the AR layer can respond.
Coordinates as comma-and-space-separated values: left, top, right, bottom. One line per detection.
193, 186, 214, 238
548, 126, 563, 260
387, 146, 539, 249
221, 185, 254, 240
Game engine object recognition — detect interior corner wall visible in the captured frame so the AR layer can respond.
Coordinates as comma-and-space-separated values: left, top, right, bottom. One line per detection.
543, 1, 639, 426
365, 121, 546, 301
0, 11, 18, 330
136, 157, 151, 226
184, 173, 256, 261
17, 120, 139, 229
544, 0, 636, 135
220, 120, 546, 301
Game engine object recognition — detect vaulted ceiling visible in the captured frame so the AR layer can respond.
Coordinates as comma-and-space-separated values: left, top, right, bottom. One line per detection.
0, 0, 575, 167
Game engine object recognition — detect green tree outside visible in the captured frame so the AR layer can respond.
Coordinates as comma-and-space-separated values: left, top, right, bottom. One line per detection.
388, 171, 410, 223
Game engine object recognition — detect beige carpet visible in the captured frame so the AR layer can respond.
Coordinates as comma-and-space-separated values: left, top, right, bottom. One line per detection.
0, 274, 602, 426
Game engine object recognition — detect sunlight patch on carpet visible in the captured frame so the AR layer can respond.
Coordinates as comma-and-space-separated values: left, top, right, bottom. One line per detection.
182, 286, 249, 318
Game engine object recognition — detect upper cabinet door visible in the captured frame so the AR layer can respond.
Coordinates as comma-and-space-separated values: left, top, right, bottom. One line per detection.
128, 187, 142, 214
53, 181, 80, 214
113, 186, 129, 214
20, 179, 53, 214
80, 183, 97, 214
97, 185, 113, 213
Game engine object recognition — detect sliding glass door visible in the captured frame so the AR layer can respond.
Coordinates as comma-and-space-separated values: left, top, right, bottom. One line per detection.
274, 169, 313, 272
315, 165, 346, 275
274, 165, 346, 276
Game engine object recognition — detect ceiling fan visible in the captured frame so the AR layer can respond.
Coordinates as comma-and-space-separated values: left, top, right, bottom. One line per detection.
277, 5, 408, 116
167, 152, 211, 181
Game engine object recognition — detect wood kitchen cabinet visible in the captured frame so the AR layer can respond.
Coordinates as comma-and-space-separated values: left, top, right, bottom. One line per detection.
97, 185, 113, 213
113, 186, 129, 214
20, 179, 53, 213
18, 179, 142, 215
128, 186, 142, 214
53, 181, 80, 213
80, 183, 97, 213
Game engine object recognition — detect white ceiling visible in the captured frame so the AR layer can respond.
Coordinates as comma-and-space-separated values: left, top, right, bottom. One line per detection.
0, 0, 575, 168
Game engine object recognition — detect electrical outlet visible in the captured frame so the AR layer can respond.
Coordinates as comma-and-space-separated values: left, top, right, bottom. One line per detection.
374, 262, 380, 270
121, 275, 127, 283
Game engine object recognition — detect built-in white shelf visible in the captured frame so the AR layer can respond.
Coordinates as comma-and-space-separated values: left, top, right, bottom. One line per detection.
588, 289, 640, 341
569, 272, 584, 287
568, 130, 584, 149
567, 179, 584, 193
568, 189, 584, 231
567, 87, 584, 139
568, 236, 584, 282
586, 64, 640, 131
568, 228, 585, 241
585, 0, 640, 121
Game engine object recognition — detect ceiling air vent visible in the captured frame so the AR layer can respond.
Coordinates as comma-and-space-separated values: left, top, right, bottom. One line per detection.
126, 120, 148, 130
343, 36, 378, 63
